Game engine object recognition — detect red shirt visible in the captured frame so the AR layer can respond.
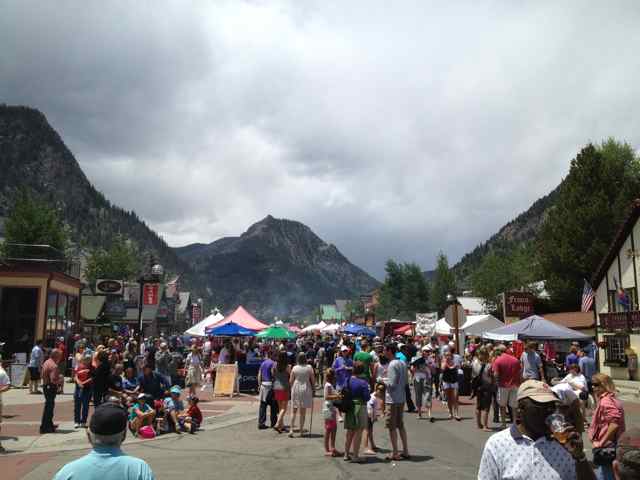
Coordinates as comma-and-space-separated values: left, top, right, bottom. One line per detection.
187, 405, 203, 424
492, 353, 521, 388
75, 367, 92, 386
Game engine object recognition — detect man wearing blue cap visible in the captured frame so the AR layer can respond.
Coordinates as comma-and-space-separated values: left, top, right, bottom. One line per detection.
53, 403, 155, 479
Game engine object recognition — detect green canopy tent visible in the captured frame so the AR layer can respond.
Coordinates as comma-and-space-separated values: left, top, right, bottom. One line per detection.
256, 325, 296, 340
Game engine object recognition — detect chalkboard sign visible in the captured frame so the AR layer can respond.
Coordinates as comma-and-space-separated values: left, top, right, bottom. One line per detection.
238, 362, 259, 393
213, 363, 238, 398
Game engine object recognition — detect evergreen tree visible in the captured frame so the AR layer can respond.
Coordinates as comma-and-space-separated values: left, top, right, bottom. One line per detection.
471, 242, 540, 311
1, 190, 68, 259
376, 260, 431, 321
538, 139, 640, 308
429, 252, 457, 315
377, 259, 404, 320
401, 262, 430, 318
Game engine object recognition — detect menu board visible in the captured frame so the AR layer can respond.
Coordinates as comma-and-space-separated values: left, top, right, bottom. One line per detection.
213, 364, 238, 398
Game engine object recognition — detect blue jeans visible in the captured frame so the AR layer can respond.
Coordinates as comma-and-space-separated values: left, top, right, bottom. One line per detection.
594, 464, 615, 480
74, 384, 92, 424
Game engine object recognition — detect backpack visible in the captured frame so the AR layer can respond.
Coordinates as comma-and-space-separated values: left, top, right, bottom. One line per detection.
471, 364, 486, 394
333, 378, 354, 413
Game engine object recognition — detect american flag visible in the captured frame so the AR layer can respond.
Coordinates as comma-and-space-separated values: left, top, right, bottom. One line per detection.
581, 279, 595, 312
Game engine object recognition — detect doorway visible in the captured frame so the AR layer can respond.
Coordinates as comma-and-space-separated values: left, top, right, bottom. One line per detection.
0, 287, 38, 356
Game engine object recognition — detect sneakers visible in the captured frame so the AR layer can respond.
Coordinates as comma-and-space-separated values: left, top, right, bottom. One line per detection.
74, 423, 81, 429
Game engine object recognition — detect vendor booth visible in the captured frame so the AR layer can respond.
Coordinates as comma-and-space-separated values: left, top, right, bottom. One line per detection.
184, 310, 225, 337
482, 315, 590, 341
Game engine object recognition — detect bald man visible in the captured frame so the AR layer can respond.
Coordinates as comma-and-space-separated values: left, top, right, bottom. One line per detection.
40, 348, 63, 434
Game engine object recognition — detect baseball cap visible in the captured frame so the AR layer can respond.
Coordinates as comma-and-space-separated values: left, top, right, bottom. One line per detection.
340, 345, 349, 352
170, 386, 182, 395
90, 403, 127, 435
517, 380, 559, 403
422, 345, 431, 351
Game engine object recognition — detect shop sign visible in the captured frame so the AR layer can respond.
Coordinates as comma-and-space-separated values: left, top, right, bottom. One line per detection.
143, 283, 160, 306
504, 291, 535, 317
95, 279, 124, 295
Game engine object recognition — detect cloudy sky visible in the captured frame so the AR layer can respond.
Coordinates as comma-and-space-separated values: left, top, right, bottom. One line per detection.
2, 1, 640, 279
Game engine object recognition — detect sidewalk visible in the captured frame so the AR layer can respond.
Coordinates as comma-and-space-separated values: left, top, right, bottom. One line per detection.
1, 383, 259, 456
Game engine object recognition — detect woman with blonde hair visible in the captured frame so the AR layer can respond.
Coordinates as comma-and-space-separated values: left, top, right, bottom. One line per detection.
185, 345, 203, 397
289, 352, 315, 438
589, 373, 626, 480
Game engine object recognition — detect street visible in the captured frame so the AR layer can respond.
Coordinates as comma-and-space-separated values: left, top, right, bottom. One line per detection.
9, 396, 488, 480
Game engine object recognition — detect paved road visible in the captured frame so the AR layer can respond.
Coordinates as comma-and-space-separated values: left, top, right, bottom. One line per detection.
10, 395, 640, 479
20, 400, 485, 480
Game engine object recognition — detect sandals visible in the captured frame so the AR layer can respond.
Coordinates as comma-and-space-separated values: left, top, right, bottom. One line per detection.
385, 454, 402, 461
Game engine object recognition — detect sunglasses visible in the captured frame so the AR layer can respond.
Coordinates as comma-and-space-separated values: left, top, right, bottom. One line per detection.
592, 383, 602, 387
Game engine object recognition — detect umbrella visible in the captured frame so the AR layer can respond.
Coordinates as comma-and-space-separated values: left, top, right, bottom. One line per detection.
205, 321, 256, 337
482, 315, 591, 341
256, 325, 297, 340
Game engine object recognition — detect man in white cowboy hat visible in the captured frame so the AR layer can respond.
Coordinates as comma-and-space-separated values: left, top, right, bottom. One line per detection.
478, 379, 595, 480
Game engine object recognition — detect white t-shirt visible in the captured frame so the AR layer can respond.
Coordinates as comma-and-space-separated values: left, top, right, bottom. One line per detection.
0, 366, 10, 406
551, 383, 578, 406
562, 373, 587, 393
323, 382, 336, 419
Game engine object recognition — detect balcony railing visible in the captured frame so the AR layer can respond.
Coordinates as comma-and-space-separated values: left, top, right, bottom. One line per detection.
600, 311, 640, 332
1, 243, 81, 279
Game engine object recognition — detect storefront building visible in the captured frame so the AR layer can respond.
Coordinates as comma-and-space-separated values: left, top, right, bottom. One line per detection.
592, 199, 640, 381
0, 263, 81, 355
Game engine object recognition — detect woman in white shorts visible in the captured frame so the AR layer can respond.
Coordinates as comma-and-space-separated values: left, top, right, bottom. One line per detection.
440, 351, 460, 420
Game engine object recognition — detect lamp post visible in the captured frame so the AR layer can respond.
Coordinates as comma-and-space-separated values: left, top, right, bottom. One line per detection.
137, 261, 163, 352
447, 293, 461, 354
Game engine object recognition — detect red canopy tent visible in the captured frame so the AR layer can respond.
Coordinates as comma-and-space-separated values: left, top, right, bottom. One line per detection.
393, 324, 413, 336
207, 306, 268, 331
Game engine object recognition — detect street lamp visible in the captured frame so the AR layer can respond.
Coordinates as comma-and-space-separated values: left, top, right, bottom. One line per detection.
447, 293, 461, 355
137, 260, 163, 350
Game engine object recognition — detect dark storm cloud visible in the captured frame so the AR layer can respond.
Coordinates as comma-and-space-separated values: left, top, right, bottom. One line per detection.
2, 1, 640, 278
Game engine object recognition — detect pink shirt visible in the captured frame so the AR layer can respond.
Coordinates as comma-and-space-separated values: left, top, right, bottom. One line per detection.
588, 392, 625, 445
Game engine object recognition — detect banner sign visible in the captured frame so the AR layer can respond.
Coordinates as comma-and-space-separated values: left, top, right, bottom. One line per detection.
415, 312, 438, 336
143, 283, 160, 306
192, 304, 202, 324
504, 291, 535, 318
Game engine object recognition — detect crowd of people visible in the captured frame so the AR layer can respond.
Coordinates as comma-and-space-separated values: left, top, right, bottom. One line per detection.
2, 330, 637, 480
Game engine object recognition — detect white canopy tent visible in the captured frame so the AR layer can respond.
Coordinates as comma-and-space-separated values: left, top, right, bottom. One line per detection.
321, 323, 341, 333
460, 314, 504, 336
301, 321, 327, 333
184, 311, 225, 337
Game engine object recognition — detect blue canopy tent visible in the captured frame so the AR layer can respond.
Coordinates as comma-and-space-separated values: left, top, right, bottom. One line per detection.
482, 315, 590, 341
342, 323, 376, 337
205, 321, 256, 337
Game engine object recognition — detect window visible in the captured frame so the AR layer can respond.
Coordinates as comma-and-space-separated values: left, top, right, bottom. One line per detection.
608, 287, 638, 312
604, 334, 629, 366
